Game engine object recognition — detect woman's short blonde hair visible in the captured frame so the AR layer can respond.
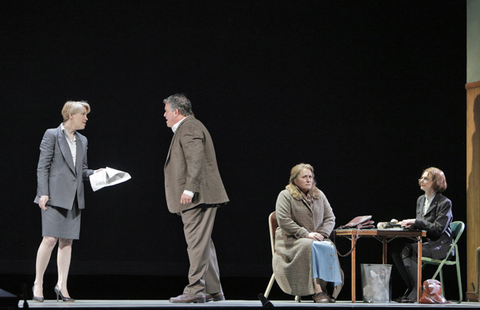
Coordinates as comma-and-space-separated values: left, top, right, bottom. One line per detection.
61, 101, 90, 122
289, 163, 315, 185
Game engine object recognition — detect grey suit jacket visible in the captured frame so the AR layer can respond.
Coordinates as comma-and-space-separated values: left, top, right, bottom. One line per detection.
34, 124, 94, 210
164, 116, 229, 213
413, 193, 453, 259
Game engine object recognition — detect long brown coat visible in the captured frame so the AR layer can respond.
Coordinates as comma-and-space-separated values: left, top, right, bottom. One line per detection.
273, 185, 343, 297
164, 116, 229, 213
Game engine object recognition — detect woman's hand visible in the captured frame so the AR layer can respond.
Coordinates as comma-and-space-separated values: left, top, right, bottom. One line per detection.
400, 219, 416, 227
39, 195, 49, 210
306, 232, 324, 241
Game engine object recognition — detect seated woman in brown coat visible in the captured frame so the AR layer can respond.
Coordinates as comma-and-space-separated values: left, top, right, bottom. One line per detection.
273, 163, 343, 303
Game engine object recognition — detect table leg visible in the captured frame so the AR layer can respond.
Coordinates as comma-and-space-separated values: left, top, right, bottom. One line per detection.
417, 236, 422, 302
382, 237, 387, 264
351, 236, 356, 303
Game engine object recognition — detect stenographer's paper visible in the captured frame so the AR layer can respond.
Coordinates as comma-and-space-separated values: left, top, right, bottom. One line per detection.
89, 167, 131, 192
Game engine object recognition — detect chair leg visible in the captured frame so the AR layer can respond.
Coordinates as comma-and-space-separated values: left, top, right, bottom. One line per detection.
432, 263, 443, 279
439, 268, 445, 297
456, 257, 463, 303
264, 273, 275, 298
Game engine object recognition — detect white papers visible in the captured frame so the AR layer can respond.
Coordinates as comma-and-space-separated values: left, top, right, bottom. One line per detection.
89, 167, 131, 192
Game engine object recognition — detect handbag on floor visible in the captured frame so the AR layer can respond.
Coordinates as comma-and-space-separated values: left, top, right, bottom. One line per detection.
419, 279, 450, 304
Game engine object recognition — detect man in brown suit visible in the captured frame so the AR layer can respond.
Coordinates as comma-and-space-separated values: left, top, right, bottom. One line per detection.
163, 93, 229, 303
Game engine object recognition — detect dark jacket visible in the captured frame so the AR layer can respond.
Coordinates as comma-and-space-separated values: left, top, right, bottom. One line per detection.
413, 193, 453, 259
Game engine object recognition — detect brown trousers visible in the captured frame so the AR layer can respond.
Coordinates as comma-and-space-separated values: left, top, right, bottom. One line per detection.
181, 205, 222, 296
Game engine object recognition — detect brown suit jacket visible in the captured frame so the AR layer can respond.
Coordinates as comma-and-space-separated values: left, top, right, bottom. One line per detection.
164, 116, 229, 213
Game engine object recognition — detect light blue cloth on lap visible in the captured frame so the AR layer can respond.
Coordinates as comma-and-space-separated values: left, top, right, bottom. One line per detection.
312, 240, 342, 286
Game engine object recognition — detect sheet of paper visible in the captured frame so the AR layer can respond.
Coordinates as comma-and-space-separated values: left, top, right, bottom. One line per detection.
89, 167, 131, 192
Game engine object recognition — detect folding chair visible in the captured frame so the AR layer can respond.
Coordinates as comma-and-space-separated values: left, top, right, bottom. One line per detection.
422, 221, 464, 303
264, 211, 301, 302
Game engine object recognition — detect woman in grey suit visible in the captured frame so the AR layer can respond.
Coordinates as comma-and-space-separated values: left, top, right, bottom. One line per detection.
32, 101, 98, 302
392, 167, 454, 302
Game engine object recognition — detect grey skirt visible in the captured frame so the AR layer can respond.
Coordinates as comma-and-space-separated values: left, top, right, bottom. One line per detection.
41, 202, 81, 240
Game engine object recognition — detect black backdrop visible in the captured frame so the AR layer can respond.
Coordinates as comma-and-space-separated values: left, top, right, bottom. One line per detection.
0, 0, 467, 299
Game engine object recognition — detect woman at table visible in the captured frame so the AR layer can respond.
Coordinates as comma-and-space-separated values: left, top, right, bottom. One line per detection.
273, 163, 343, 303
392, 167, 453, 302
32, 101, 100, 302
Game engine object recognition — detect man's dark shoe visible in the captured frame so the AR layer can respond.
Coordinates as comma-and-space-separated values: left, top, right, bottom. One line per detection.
206, 292, 225, 302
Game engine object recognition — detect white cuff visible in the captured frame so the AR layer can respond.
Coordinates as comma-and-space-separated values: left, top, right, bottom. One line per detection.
183, 190, 194, 198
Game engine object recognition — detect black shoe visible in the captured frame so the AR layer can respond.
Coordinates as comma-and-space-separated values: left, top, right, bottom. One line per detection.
394, 296, 415, 303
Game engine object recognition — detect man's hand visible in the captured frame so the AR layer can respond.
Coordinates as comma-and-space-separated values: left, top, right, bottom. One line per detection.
180, 193, 193, 204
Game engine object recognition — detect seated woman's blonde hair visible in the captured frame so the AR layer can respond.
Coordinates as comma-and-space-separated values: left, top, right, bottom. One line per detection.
289, 163, 315, 185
